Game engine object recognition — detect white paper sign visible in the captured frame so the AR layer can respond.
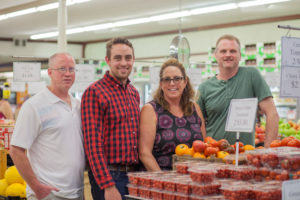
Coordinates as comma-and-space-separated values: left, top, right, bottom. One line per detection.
10, 82, 26, 92
75, 64, 95, 82
70, 82, 94, 93
13, 62, 41, 82
225, 98, 258, 132
187, 68, 202, 86
282, 179, 300, 200
28, 81, 46, 94
264, 71, 280, 88
150, 67, 161, 85
280, 36, 300, 97
281, 37, 300, 67
280, 66, 300, 97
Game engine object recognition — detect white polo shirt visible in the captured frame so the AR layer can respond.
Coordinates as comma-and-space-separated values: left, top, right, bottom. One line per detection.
11, 87, 85, 199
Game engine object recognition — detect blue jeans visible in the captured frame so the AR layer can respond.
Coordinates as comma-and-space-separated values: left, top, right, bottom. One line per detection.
88, 169, 129, 200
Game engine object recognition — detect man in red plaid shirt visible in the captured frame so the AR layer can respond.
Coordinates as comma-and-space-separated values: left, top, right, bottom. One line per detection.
81, 37, 140, 200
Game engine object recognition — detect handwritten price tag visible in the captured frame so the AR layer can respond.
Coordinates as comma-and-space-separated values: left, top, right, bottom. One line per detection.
282, 179, 300, 200
225, 98, 258, 133
75, 64, 96, 82
280, 36, 300, 98
13, 62, 41, 82
282, 37, 300, 67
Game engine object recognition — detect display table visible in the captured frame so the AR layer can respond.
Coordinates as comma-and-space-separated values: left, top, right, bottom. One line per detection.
0, 149, 7, 179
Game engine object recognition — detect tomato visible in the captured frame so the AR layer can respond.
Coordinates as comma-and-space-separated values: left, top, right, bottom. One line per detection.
204, 136, 216, 144
281, 136, 295, 146
183, 147, 195, 156
224, 146, 235, 154
193, 152, 206, 159
255, 126, 265, 134
234, 141, 244, 149
255, 138, 260, 145
192, 140, 206, 153
204, 147, 218, 157
218, 139, 230, 150
244, 144, 255, 151
270, 140, 282, 148
175, 144, 189, 156
217, 151, 229, 160
287, 139, 300, 148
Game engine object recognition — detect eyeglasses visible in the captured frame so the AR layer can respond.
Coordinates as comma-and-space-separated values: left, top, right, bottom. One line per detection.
161, 76, 185, 84
51, 67, 76, 73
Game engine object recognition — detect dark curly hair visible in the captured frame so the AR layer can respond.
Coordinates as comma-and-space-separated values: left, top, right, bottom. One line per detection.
153, 58, 195, 116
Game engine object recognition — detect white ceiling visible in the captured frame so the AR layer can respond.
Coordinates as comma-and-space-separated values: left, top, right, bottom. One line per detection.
0, 0, 300, 42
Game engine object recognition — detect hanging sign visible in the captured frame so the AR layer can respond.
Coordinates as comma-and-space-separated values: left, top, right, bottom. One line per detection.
187, 68, 202, 86
10, 82, 26, 92
75, 64, 96, 82
149, 66, 160, 91
280, 36, 300, 97
28, 81, 46, 94
225, 98, 258, 133
70, 81, 93, 93
13, 62, 41, 82
264, 71, 280, 88
282, 179, 300, 200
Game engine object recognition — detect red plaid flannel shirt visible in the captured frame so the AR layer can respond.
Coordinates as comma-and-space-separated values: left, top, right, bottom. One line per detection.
81, 71, 140, 189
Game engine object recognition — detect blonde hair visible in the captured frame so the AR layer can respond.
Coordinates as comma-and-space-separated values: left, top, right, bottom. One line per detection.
215, 34, 241, 51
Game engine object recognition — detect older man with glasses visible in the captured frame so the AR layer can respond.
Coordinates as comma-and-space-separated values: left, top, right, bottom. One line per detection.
10, 53, 85, 200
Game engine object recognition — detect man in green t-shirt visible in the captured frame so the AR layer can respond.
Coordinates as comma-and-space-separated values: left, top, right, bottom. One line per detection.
197, 34, 279, 147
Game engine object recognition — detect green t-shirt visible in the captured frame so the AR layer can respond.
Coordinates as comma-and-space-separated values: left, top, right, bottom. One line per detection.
197, 67, 272, 145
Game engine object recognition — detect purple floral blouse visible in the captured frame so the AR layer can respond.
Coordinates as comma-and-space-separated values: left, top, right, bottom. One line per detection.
149, 100, 203, 169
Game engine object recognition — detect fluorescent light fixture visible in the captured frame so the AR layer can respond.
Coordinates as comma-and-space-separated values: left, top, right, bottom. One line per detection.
191, 3, 237, 15
83, 23, 114, 31
30, 31, 58, 40
149, 11, 191, 22
67, 0, 91, 6
67, 28, 85, 34
0, 15, 8, 20
6, 8, 36, 18
238, 0, 290, 8
114, 18, 151, 27
0, 0, 91, 21
30, 0, 294, 40
37, 3, 59, 11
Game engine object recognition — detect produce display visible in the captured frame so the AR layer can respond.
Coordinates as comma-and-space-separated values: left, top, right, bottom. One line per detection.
127, 160, 286, 200
127, 132, 300, 200
0, 166, 26, 198
174, 137, 256, 161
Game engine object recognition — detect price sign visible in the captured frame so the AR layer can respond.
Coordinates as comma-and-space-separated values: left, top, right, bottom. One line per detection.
13, 62, 41, 82
75, 64, 96, 82
149, 66, 160, 85
10, 82, 26, 92
225, 98, 258, 133
28, 81, 46, 94
187, 68, 202, 86
280, 36, 300, 97
70, 81, 93, 93
264, 71, 280, 88
282, 179, 300, 200
282, 37, 300, 67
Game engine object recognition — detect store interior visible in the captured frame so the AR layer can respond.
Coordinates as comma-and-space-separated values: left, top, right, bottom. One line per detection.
1, 0, 300, 121
1, 1, 300, 199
